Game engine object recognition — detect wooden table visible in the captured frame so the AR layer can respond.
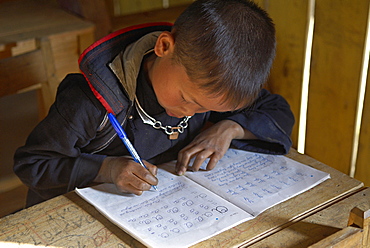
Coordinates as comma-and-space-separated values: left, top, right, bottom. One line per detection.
249, 187, 370, 247
0, 0, 95, 118
0, 150, 365, 247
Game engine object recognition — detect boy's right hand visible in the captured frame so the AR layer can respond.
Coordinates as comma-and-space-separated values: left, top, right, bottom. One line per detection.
94, 156, 158, 195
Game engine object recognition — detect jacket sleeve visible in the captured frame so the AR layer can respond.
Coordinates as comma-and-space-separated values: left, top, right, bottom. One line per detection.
209, 89, 295, 155
13, 74, 107, 204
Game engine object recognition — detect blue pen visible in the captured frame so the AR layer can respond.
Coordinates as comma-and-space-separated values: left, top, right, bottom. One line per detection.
107, 113, 158, 191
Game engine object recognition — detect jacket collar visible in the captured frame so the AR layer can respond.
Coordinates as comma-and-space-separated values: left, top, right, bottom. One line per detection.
78, 23, 172, 114
109, 31, 161, 102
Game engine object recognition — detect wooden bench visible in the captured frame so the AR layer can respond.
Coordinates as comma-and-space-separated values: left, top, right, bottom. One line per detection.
0, 0, 95, 118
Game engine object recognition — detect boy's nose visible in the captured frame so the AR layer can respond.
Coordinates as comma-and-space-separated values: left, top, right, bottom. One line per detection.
179, 108, 195, 117
182, 110, 195, 117
182, 106, 207, 117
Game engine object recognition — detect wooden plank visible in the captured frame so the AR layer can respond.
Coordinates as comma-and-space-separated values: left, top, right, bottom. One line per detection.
108, 0, 192, 17
104, 0, 117, 17
46, 28, 94, 89
249, 187, 370, 248
0, 184, 27, 218
47, 33, 81, 84
308, 227, 363, 248
118, 0, 163, 16
38, 37, 59, 117
305, 0, 369, 174
168, 0, 193, 7
10, 39, 37, 57
112, 4, 188, 30
0, 175, 23, 194
78, 31, 96, 55
78, 0, 109, 40
0, 42, 16, 59
0, 50, 46, 97
35, 30, 94, 117
0, 0, 95, 118
355, 65, 370, 186
261, 0, 309, 148
0, 0, 94, 44
57, 0, 110, 40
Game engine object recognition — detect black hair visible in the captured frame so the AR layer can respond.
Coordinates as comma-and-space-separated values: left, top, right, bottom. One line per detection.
172, 0, 276, 109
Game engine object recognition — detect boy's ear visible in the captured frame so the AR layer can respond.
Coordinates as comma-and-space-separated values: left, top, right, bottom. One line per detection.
154, 31, 175, 57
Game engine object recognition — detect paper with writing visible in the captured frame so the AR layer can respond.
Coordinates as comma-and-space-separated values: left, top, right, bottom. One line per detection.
76, 168, 252, 248
186, 149, 330, 216
75, 149, 330, 248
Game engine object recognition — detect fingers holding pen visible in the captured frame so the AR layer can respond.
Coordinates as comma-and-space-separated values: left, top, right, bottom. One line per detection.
99, 156, 158, 195
137, 161, 158, 185
115, 158, 158, 195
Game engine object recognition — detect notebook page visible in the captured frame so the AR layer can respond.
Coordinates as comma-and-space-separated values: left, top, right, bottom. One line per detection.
76, 168, 253, 248
186, 149, 330, 216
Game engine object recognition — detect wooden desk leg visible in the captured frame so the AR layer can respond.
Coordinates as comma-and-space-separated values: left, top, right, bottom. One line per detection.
348, 204, 370, 246
308, 205, 370, 248
37, 37, 59, 119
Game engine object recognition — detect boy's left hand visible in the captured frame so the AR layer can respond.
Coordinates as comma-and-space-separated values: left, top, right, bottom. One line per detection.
175, 120, 256, 175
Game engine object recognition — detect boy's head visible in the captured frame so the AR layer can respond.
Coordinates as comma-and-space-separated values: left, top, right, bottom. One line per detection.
171, 0, 276, 109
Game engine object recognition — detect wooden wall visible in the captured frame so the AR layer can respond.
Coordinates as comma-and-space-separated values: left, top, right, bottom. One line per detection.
256, 0, 370, 185
107, 0, 194, 16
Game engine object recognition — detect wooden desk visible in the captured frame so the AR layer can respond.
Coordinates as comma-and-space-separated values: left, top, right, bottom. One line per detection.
249, 187, 370, 247
0, 150, 364, 247
0, 0, 94, 118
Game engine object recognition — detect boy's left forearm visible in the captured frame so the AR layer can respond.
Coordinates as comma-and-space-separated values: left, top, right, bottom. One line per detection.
214, 90, 294, 154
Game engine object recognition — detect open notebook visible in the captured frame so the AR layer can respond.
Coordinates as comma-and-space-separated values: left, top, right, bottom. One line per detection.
76, 149, 330, 248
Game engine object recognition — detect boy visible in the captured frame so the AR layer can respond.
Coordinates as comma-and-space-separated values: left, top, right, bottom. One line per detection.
14, 0, 294, 207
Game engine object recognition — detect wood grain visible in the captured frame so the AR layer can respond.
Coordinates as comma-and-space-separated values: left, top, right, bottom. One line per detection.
0, 150, 363, 248
262, 0, 309, 148
305, 0, 368, 175
355, 65, 370, 186
249, 187, 370, 248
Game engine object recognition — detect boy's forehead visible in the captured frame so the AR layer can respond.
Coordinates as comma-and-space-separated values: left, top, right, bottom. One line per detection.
183, 82, 245, 112
168, 57, 248, 112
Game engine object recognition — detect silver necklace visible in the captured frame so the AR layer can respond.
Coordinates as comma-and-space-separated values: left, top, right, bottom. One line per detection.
134, 97, 191, 140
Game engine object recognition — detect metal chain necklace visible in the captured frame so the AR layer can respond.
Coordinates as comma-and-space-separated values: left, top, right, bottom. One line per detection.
134, 97, 191, 140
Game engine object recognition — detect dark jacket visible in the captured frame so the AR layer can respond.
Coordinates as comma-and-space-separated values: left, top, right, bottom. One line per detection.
14, 23, 295, 207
